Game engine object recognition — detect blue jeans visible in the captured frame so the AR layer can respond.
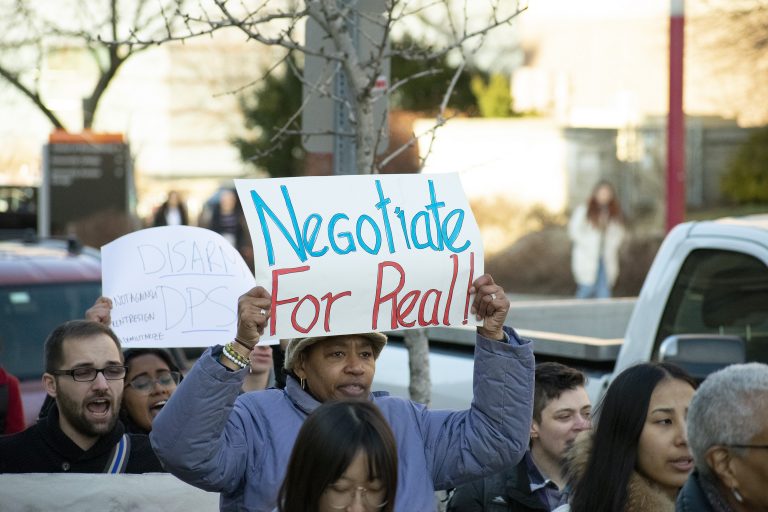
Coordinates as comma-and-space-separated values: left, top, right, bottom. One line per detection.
576, 258, 611, 299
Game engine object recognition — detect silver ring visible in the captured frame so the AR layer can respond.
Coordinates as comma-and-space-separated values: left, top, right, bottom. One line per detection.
491, 293, 497, 301
260, 309, 266, 316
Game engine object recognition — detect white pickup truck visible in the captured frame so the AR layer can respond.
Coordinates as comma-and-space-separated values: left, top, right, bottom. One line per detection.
373, 214, 768, 408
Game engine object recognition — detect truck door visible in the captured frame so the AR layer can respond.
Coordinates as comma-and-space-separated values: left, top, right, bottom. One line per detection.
651, 249, 768, 364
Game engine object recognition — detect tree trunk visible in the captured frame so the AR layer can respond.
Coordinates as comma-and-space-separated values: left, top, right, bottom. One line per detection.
355, 95, 376, 174
403, 328, 431, 406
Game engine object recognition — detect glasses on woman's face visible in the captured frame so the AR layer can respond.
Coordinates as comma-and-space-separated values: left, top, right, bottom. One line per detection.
326, 484, 387, 510
125, 371, 181, 393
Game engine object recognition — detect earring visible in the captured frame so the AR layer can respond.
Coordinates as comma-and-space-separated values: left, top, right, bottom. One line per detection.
731, 487, 744, 503
300, 377, 306, 390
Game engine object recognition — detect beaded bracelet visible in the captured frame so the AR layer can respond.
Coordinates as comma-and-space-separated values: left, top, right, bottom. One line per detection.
228, 342, 252, 363
226, 342, 250, 364
222, 344, 248, 369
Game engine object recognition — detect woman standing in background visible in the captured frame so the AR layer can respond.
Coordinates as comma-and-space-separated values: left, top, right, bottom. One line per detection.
568, 180, 625, 298
153, 190, 188, 227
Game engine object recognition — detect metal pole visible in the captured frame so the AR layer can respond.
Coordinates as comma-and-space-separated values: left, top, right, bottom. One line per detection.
666, 0, 685, 231
39, 144, 50, 238
332, 1, 358, 175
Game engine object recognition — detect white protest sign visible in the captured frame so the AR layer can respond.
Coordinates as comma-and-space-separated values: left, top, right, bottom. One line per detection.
235, 173, 484, 339
101, 226, 256, 347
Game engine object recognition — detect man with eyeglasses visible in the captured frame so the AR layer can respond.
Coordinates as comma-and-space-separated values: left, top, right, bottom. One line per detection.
0, 320, 163, 473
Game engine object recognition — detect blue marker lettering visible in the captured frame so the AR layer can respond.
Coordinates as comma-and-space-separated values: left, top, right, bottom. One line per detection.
394, 207, 411, 249
375, 180, 396, 254
329, 213, 356, 255
356, 215, 382, 254
424, 180, 445, 250
443, 209, 470, 252
303, 213, 328, 258
250, 187, 306, 266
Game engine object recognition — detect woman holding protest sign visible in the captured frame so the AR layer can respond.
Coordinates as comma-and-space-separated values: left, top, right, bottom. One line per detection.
150, 273, 535, 512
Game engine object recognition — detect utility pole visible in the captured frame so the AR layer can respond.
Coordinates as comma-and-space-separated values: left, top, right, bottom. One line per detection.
667, 0, 685, 231
333, 0, 358, 175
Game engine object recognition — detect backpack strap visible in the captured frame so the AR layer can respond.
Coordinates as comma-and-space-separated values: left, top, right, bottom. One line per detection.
0, 382, 8, 434
104, 434, 131, 473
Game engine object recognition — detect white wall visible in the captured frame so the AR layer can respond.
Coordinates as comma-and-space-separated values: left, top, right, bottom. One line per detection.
415, 117, 567, 212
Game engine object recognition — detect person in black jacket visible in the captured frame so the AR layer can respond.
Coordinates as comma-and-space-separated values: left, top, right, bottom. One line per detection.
448, 363, 592, 512
0, 320, 162, 473
152, 190, 188, 227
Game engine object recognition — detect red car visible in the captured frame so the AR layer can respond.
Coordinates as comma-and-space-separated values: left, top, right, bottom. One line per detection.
0, 237, 101, 428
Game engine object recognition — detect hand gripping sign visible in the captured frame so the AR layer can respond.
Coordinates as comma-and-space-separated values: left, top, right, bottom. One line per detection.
101, 226, 257, 347
235, 173, 484, 340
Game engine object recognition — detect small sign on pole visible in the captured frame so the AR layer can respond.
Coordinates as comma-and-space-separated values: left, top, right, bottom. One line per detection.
302, 1, 390, 159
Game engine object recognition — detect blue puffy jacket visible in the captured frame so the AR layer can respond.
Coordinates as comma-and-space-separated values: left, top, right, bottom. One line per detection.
151, 329, 534, 511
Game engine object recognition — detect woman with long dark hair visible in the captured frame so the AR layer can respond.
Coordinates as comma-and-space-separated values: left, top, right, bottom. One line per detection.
567, 362, 696, 512
278, 400, 398, 512
568, 180, 625, 298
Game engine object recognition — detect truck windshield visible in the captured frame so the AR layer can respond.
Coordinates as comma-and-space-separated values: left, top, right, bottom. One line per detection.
0, 282, 101, 379
654, 249, 768, 363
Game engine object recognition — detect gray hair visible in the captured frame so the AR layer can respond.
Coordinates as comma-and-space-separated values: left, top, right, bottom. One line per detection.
687, 363, 768, 477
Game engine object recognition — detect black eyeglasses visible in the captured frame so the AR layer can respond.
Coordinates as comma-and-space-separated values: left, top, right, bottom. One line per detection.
51, 365, 128, 382
725, 444, 768, 450
125, 371, 181, 393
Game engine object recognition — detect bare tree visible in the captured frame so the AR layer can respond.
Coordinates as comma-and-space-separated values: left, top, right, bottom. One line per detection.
119, 0, 526, 405
0, 0, 190, 131
690, 0, 768, 125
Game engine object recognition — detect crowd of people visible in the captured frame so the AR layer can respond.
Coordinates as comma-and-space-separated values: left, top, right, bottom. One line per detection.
0, 269, 766, 512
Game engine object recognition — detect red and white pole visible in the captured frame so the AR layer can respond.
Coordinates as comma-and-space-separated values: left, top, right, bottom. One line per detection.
666, 0, 685, 231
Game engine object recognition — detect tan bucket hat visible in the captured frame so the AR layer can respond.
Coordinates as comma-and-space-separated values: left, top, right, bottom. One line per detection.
283, 332, 387, 371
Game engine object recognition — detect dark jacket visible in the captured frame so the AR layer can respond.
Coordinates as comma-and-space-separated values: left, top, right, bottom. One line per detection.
676, 471, 735, 512
153, 202, 188, 226
0, 404, 162, 473
447, 455, 548, 512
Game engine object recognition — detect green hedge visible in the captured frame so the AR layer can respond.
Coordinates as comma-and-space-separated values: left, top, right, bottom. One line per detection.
722, 126, 768, 204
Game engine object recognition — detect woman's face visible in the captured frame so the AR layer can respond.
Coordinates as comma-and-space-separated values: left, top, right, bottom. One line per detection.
122, 354, 178, 432
636, 378, 695, 498
594, 184, 614, 206
319, 450, 387, 512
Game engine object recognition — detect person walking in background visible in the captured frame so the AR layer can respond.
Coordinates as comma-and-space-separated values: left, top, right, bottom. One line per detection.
209, 188, 245, 249
153, 190, 188, 227
277, 400, 398, 512
0, 355, 25, 434
448, 362, 591, 512
568, 180, 625, 298
208, 188, 253, 270
676, 362, 768, 512
566, 362, 696, 512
